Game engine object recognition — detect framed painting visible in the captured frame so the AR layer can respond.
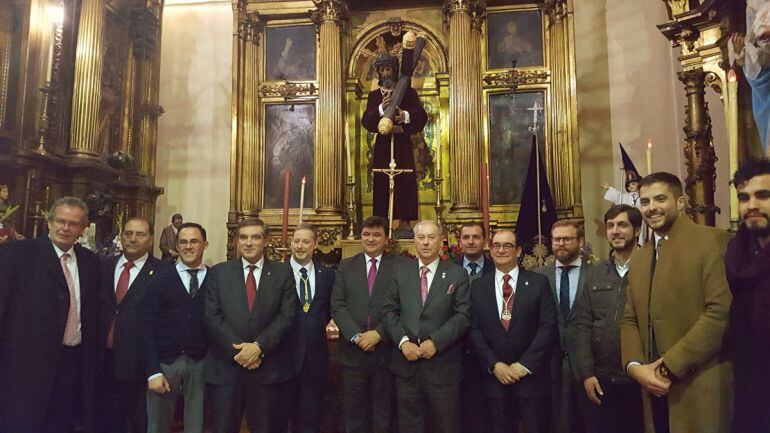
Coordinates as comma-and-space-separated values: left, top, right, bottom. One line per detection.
486, 10, 544, 69
263, 103, 315, 209
264, 24, 316, 81
487, 90, 546, 205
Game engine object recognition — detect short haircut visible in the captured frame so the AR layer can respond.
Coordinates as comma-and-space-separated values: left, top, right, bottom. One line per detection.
123, 217, 154, 235
360, 215, 389, 235
551, 218, 585, 238
294, 223, 318, 240
733, 157, 770, 188
171, 213, 183, 222
604, 204, 643, 230
414, 220, 444, 236
48, 197, 89, 223
639, 172, 683, 198
459, 221, 485, 238
178, 222, 206, 241
237, 218, 270, 237
492, 229, 518, 246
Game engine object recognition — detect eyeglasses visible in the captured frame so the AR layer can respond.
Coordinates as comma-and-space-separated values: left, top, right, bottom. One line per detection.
178, 239, 202, 247
491, 242, 516, 251
552, 236, 578, 245
52, 218, 82, 230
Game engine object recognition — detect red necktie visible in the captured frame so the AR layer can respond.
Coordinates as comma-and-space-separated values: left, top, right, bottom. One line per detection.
246, 265, 257, 311
420, 266, 430, 305
60, 253, 79, 345
501, 274, 514, 330
107, 260, 134, 348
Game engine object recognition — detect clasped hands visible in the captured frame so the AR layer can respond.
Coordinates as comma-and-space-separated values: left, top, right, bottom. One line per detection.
627, 358, 671, 397
492, 362, 529, 385
232, 342, 263, 370
355, 330, 382, 352
400, 339, 437, 361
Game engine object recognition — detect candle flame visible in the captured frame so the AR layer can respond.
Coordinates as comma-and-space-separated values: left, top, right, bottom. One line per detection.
301, 176, 306, 183
728, 69, 737, 83
647, 139, 653, 150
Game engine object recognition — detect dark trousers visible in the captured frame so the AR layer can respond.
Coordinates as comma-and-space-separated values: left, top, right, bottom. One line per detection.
42, 345, 82, 433
341, 364, 395, 433
395, 371, 460, 433
103, 350, 147, 433
584, 379, 643, 433
650, 395, 669, 433
551, 357, 587, 433
487, 392, 550, 433
208, 380, 292, 433
291, 363, 327, 433
460, 351, 486, 433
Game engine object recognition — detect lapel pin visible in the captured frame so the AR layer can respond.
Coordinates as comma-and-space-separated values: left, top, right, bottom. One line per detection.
525, 281, 529, 286
149, 270, 154, 276
442, 272, 446, 279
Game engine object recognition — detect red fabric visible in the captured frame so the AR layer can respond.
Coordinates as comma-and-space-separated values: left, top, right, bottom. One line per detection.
246, 265, 257, 311
107, 261, 134, 348
501, 274, 514, 331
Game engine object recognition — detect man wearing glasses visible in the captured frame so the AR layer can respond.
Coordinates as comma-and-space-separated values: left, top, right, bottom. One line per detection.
535, 219, 593, 433
468, 230, 558, 433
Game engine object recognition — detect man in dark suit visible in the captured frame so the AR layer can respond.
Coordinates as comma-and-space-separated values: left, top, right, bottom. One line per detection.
99, 217, 167, 433
159, 213, 182, 263
383, 220, 471, 433
534, 219, 593, 433
469, 230, 558, 433
455, 221, 494, 433
288, 224, 334, 433
0, 197, 101, 433
331, 216, 399, 433
143, 222, 210, 433
204, 218, 296, 433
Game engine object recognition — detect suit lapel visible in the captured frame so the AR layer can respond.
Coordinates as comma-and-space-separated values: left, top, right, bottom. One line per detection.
120, 257, 158, 305
544, 264, 561, 321
252, 259, 273, 318
423, 261, 447, 310
507, 272, 532, 332
567, 264, 588, 321
39, 237, 68, 293
228, 260, 251, 317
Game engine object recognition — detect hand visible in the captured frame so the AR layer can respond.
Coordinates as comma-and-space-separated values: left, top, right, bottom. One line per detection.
356, 330, 382, 352
627, 358, 671, 397
401, 341, 421, 361
382, 94, 392, 110
169, 250, 179, 257
731, 33, 745, 54
394, 108, 405, 124
418, 340, 437, 359
233, 342, 263, 369
509, 362, 529, 379
601, 181, 611, 189
583, 376, 604, 405
326, 319, 339, 341
492, 362, 518, 385
148, 375, 171, 394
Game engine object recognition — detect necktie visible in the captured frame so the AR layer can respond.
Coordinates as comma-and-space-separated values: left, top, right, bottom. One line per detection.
559, 265, 575, 319
188, 269, 200, 297
367, 258, 378, 295
108, 260, 134, 348
420, 266, 430, 305
246, 265, 257, 311
300, 267, 310, 312
60, 253, 79, 345
501, 274, 514, 331
469, 262, 479, 276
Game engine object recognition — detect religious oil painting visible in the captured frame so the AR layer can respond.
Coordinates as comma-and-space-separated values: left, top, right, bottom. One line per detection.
263, 103, 314, 209
265, 25, 316, 81
487, 91, 546, 205
486, 10, 544, 69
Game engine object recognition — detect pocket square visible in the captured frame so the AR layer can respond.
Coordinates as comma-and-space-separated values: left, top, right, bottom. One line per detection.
446, 283, 456, 294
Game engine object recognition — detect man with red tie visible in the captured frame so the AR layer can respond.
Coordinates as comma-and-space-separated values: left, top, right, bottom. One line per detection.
0, 197, 101, 433
99, 217, 167, 433
203, 218, 297, 433
468, 230, 557, 433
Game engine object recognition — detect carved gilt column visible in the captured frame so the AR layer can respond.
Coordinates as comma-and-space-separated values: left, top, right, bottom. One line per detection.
69, 0, 106, 157
444, 0, 484, 214
131, 5, 161, 178
313, 0, 347, 216
678, 68, 718, 226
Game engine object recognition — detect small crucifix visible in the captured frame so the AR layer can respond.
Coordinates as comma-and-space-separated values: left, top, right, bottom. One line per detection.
527, 101, 544, 135
372, 134, 413, 238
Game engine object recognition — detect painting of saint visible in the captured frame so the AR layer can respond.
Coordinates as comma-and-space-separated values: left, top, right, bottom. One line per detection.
263, 104, 314, 209
487, 91, 546, 205
265, 25, 316, 81
487, 10, 544, 69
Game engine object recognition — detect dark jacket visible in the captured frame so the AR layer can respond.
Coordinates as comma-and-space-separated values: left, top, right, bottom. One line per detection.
468, 268, 557, 398
292, 260, 334, 379
566, 257, 632, 383
454, 254, 495, 282
0, 236, 101, 433
142, 265, 209, 377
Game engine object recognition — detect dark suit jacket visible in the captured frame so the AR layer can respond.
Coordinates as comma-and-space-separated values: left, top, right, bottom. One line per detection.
382, 258, 471, 385
534, 261, 593, 351
292, 260, 334, 379
203, 258, 297, 385
0, 236, 101, 433
455, 254, 495, 280
468, 268, 557, 398
99, 254, 166, 381
331, 252, 401, 368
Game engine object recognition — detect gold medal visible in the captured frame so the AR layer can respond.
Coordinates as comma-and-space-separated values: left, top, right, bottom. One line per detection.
502, 310, 511, 321
303, 302, 310, 313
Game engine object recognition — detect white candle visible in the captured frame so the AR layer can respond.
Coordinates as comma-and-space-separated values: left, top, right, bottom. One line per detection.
435, 120, 441, 178
646, 139, 653, 175
298, 176, 306, 224
727, 70, 739, 225
345, 117, 353, 179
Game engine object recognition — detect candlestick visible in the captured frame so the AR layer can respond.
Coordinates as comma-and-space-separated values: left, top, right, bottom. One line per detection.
281, 170, 290, 245
345, 117, 353, 179
646, 139, 653, 175
480, 163, 490, 246
298, 176, 306, 225
727, 70, 740, 231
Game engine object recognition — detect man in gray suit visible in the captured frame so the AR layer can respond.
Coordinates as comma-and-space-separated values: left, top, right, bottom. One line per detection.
203, 218, 297, 433
535, 219, 593, 433
383, 220, 471, 433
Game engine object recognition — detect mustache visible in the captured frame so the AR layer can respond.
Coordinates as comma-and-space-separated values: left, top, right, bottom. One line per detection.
743, 211, 768, 219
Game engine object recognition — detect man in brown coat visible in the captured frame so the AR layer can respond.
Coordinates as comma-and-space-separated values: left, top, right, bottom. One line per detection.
620, 172, 733, 433
159, 213, 183, 263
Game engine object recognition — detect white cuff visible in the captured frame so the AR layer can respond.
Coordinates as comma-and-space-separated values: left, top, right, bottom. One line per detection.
147, 373, 163, 382
378, 104, 385, 116
398, 335, 409, 349
402, 110, 410, 124
626, 361, 642, 373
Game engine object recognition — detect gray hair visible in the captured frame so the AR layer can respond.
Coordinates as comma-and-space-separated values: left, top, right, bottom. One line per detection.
48, 196, 89, 224
413, 220, 444, 237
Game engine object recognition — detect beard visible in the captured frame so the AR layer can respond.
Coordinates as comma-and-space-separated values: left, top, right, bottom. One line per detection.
380, 76, 395, 89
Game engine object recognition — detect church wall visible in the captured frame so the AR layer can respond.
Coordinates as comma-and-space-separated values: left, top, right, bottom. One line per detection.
155, 0, 232, 264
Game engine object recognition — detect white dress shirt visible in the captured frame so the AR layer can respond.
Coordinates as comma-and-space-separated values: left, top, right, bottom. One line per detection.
290, 257, 315, 301
494, 267, 519, 318
114, 253, 149, 292
242, 256, 265, 289
462, 255, 485, 276
52, 241, 81, 345
176, 261, 207, 293
399, 258, 441, 348
365, 253, 384, 276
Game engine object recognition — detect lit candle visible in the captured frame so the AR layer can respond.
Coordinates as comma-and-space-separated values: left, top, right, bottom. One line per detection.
435, 121, 442, 178
727, 70, 739, 225
345, 117, 353, 179
480, 163, 490, 246
281, 170, 290, 244
646, 139, 653, 175
298, 176, 306, 224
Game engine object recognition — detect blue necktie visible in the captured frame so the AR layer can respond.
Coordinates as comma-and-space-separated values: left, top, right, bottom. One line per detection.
469, 262, 479, 276
559, 266, 575, 319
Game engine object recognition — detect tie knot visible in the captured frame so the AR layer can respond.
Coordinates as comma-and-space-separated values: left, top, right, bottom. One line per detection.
247, 265, 256, 272
60, 253, 70, 263
125, 261, 135, 270
187, 269, 199, 276
469, 262, 479, 271
370, 258, 378, 265
560, 265, 575, 275
421, 266, 430, 276
300, 267, 308, 277
503, 274, 512, 283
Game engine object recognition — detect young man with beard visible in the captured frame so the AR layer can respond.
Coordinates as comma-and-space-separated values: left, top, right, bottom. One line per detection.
726, 158, 770, 433
535, 219, 593, 433
620, 172, 732, 433
566, 205, 643, 433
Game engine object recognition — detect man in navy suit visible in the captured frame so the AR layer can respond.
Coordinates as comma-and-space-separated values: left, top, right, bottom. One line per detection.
0, 197, 101, 433
469, 230, 558, 433
456, 222, 494, 280
288, 224, 334, 433
143, 222, 210, 433
99, 217, 167, 433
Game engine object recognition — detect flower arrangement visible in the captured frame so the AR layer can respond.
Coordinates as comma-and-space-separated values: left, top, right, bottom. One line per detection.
440, 241, 462, 261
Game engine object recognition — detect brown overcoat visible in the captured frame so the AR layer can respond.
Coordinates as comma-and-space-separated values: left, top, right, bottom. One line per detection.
620, 216, 733, 433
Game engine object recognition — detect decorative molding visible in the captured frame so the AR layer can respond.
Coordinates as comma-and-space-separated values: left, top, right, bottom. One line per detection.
483, 69, 550, 88
317, 226, 343, 247
238, 12, 263, 44
443, 0, 473, 16
311, 0, 348, 25
130, 5, 159, 59
259, 81, 318, 99
543, 0, 568, 24
663, 0, 690, 20
470, 0, 486, 32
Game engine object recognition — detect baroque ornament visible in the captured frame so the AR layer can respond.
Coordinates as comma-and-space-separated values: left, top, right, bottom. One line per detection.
312, 0, 349, 24
483, 70, 550, 88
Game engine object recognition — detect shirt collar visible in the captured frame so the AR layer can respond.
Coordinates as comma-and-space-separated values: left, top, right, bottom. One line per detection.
51, 240, 75, 259
118, 252, 149, 269
495, 267, 519, 283
419, 257, 440, 274
290, 256, 314, 274
654, 233, 669, 248
557, 257, 582, 268
242, 256, 265, 270
176, 261, 206, 273
364, 252, 384, 263
462, 255, 484, 269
